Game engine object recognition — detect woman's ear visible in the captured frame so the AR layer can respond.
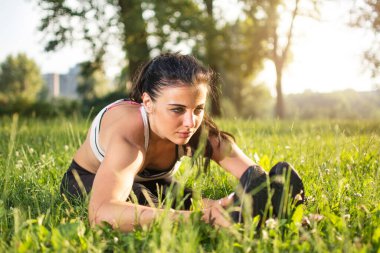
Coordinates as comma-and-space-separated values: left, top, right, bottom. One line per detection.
141, 92, 153, 113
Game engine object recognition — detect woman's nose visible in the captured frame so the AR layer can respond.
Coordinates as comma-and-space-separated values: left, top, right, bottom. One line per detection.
183, 111, 196, 128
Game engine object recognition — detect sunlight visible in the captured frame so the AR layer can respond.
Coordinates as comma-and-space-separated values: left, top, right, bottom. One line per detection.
256, 1, 375, 94
283, 6, 374, 94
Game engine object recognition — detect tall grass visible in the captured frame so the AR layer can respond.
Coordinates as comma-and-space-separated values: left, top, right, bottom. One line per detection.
0, 115, 379, 252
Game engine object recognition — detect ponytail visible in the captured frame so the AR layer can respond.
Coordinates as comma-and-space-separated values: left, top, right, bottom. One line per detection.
130, 60, 155, 103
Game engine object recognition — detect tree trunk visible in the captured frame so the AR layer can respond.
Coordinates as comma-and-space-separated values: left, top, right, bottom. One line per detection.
270, 0, 299, 119
209, 75, 222, 116
275, 67, 285, 119
118, 0, 150, 79
204, 0, 221, 117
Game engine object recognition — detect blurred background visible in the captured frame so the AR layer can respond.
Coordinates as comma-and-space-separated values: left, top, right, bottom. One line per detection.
0, 0, 379, 119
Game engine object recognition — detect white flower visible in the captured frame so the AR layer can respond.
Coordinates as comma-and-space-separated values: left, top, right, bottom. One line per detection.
64, 145, 69, 151
15, 160, 23, 169
343, 214, 350, 221
265, 218, 278, 229
29, 148, 34, 154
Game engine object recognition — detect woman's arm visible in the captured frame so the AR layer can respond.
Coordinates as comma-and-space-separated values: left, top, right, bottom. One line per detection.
193, 136, 257, 222
209, 136, 256, 179
88, 135, 191, 232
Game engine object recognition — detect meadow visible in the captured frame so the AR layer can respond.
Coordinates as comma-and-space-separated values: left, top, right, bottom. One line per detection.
0, 114, 379, 252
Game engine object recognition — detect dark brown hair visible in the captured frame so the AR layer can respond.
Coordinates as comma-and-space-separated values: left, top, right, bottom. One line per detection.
131, 52, 234, 171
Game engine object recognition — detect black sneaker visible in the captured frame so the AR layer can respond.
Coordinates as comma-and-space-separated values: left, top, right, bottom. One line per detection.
269, 162, 305, 218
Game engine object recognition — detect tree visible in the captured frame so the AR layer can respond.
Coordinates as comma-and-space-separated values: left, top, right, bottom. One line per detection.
266, 0, 300, 119
36, 0, 149, 81
350, 0, 380, 80
203, 0, 222, 116
0, 53, 43, 103
118, 0, 150, 78
218, 1, 268, 112
77, 60, 109, 101
251, 0, 320, 119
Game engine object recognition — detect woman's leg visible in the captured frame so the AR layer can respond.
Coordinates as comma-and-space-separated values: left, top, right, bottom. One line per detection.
60, 163, 194, 210
129, 182, 161, 207
60, 160, 95, 202
130, 178, 193, 210
60, 166, 164, 207
230, 161, 305, 223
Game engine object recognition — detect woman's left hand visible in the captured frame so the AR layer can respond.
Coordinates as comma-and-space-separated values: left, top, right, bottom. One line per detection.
202, 193, 235, 208
201, 204, 232, 228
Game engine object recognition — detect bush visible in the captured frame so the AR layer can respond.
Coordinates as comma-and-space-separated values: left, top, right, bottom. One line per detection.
0, 98, 81, 118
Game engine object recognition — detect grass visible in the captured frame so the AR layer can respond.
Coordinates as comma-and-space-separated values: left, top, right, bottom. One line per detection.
0, 114, 379, 252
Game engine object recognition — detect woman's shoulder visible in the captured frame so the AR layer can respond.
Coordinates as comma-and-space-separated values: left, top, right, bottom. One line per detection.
100, 101, 146, 150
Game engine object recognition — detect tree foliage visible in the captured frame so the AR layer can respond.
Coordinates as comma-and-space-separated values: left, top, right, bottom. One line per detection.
77, 61, 109, 101
350, 0, 380, 79
0, 53, 43, 103
36, 0, 149, 83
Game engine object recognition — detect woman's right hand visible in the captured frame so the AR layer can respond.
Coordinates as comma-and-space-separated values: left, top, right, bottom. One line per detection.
201, 204, 231, 228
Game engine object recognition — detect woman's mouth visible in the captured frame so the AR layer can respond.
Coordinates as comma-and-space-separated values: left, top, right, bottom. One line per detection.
177, 131, 192, 138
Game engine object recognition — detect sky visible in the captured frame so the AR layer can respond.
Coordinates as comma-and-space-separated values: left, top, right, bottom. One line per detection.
0, 0, 378, 95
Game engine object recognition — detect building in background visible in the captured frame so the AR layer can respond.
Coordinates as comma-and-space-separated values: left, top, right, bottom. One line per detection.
43, 65, 80, 99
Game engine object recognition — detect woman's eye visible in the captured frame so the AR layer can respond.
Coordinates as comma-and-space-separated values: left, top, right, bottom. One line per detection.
194, 108, 204, 115
171, 108, 185, 113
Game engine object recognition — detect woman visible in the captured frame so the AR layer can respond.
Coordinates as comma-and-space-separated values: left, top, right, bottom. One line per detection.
60, 53, 304, 232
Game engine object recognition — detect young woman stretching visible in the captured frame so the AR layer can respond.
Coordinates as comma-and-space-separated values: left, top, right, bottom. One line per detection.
60, 53, 305, 232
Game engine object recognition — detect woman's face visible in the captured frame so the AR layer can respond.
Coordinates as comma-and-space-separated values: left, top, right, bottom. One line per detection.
144, 83, 208, 145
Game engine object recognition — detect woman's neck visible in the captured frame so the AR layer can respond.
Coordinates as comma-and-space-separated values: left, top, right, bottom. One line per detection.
145, 113, 174, 150
149, 128, 173, 148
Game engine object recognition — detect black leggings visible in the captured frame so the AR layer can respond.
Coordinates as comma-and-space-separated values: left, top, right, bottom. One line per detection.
60, 160, 193, 210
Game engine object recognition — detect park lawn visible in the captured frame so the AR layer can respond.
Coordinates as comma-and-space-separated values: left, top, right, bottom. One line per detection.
0, 115, 379, 252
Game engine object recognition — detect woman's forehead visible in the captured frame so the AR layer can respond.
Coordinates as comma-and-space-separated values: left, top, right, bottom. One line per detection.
159, 83, 208, 94
157, 84, 208, 102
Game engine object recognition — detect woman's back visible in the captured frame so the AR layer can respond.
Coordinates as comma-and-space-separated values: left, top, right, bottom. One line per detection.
73, 100, 147, 174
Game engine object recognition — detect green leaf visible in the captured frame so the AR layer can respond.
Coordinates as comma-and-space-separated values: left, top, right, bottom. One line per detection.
291, 205, 303, 224
373, 227, 380, 243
